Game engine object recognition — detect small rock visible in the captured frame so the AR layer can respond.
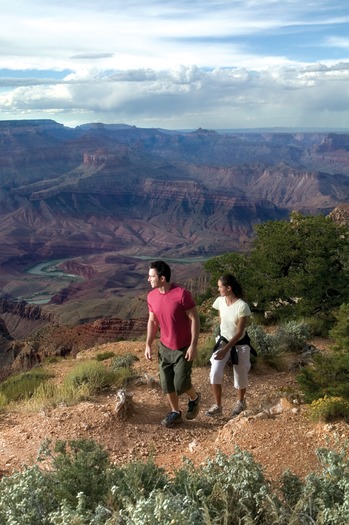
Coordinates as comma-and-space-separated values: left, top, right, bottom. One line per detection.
188, 439, 199, 453
254, 411, 270, 420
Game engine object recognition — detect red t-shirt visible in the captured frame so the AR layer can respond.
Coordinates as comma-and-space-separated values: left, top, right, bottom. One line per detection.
147, 284, 195, 350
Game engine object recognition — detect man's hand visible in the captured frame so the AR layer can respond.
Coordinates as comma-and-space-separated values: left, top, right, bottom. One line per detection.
145, 344, 153, 361
185, 345, 197, 361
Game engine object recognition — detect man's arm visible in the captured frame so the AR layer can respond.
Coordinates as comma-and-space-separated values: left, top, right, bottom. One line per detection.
185, 306, 200, 361
145, 311, 159, 361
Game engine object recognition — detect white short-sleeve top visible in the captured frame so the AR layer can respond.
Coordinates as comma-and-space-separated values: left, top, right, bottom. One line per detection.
212, 297, 251, 341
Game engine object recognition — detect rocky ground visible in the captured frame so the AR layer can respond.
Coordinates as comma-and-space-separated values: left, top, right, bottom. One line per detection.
0, 337, 348, 482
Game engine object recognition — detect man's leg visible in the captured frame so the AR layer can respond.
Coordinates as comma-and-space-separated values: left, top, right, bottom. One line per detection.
172, 351, 200, 420
161, 390, 183, 428
167, 391, 180, 412
158, 345, 183, 427
186, 385, 198, 401
185, 385, 200, 420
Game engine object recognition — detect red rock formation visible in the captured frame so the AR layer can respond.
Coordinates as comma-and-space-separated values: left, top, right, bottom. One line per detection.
57, 260, 98, 279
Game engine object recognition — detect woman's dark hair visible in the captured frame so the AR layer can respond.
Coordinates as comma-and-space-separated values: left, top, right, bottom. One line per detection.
219, 273, 244, 298
149, 260, 171, 282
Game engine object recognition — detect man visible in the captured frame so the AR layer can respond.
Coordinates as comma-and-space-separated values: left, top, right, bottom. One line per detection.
145, 260, 200, 428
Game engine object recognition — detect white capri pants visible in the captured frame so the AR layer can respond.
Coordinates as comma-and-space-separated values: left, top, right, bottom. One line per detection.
209, 344, 251, 390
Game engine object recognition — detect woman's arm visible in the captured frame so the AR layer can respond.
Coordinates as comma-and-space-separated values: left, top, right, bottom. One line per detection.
214, 316, 248, 360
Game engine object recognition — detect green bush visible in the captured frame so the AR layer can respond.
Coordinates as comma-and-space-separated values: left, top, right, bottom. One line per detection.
302, 315, 332, 337
38, 439, 110, 511
27, 358, 133, 409
247, 324, 286, 370
279, 447, 349, 524
0, 465, 58, 524
329, 303, 349, 352
64, 360, 117, 395
5, 440, 349, 523
198, 312, 208, 330
120, 491, 205, 525
307, 396, 349, 422
170, 449, 273, 524
0, 369, 54, 404
28, 381, 91, 409
110, 353, 139, 371
297, 351, 349, 403
195, 335, 215, 367
247, 321, 311, 371
95, 351, 116, 361
109, 457, 167, 511
275, 321, 311, 353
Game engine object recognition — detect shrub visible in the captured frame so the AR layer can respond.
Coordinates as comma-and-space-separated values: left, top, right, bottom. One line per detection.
27, 358, 133, 409
64, 361, 117, 395
38, 439, 110, 511
297, 351, 349, 403
108, 353, 140, 387
0, 465, 58, 525
95, 351, 116, 362
170, 449, 276, 524
198, 312, 208, 330
329, 303, 349, 352
247, 321, 311, 370
26, 380, 91, 409
195, 335, 215, 367
274, 321, 310, 353
0, 369, 54, 403
302, 315, 332, 337
5, 440, 349, 523
278, 447, 349, 523
110, 353, 139, 371
120, 491, 205, 525
0, 392, 8, 410
247, 324, 286, 370
307, 396, 349, 422
109, 457, 167, 511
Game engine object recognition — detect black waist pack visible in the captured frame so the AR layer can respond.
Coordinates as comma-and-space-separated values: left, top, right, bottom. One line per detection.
212, 335, 229, 353
230, 333, 258, 365
213, 333, 257, 366
212, 335, 241, 365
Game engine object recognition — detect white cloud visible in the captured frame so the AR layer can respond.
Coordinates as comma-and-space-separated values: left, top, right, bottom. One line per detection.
0, 0, 348, 128
326, 37, 349, 50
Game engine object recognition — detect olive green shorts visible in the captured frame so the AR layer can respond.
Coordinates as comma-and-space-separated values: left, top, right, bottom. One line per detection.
158, 341, 193, 395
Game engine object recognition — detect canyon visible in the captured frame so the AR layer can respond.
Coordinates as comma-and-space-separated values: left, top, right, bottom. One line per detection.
0, 119, 349, 367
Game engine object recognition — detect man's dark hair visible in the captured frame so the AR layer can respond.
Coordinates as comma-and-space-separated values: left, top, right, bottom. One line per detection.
149, 260, 171, 282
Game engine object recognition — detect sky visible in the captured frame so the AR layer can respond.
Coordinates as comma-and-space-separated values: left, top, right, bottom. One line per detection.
1, 0, 349, 130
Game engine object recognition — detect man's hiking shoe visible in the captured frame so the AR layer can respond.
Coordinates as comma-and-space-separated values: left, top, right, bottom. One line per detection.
231, 400, 246, 418
205, 404, 223, 417
186, 393, 200, 420
161, 411, 182, 428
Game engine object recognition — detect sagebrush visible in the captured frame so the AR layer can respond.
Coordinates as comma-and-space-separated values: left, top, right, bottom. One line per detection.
2, 439, 349, 524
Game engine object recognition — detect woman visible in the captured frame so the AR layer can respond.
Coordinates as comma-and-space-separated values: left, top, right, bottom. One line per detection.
206, 273, 252, 418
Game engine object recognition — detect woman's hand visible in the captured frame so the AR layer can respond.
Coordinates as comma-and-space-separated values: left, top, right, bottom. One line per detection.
214, 345, 229, 360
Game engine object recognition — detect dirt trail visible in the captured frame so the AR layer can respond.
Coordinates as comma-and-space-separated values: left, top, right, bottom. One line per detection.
0, 339, 347, 481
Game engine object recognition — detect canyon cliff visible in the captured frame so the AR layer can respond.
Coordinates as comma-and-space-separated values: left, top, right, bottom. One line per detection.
0, 120, 349, 349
